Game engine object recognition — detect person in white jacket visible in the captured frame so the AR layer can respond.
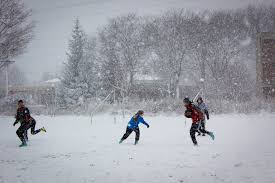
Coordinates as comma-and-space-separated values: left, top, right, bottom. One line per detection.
196, 97, 210, 136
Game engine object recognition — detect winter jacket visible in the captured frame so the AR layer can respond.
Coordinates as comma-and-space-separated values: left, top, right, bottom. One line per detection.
185, 103, 204, 123
197, 102, 209, 119
127, 115, 149, 129
14, 107, 32, 125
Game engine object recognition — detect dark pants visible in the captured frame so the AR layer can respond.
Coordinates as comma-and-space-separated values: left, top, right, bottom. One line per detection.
198, 120, 206, 135
16, 123, 29, 144
16, 119, 41, 143
28, 119, 41, 135
121, 127, 140, 141
190, 122, 210, 145
24, 130, 28, 141
18, 122, 28, 141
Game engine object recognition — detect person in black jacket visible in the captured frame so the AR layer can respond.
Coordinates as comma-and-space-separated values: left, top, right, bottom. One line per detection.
13, 100, 46, 147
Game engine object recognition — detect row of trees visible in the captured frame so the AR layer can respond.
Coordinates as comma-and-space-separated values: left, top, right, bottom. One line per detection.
59, 4, 275, 110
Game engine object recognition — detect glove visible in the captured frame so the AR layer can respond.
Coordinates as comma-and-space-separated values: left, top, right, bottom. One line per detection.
13, 121, 17, 126
146, 124, 150, 128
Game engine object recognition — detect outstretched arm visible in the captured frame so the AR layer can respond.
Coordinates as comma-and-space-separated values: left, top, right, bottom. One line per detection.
140, 118, 150, 128
203, 104, 209, 120
13, 119, 19, 126
205, 109, 209, 120
13, 112, 19, 126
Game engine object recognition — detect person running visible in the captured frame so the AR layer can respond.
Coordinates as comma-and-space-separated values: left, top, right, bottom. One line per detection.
196, 97, 210, 136
119, 110, 150, 145
13, 100, 46, 147
183, 97, 214, 146
14, 106, 28, 142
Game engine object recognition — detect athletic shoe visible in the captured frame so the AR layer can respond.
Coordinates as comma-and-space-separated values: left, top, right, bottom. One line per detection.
41, 127, 46, 132
208, 132, 215, 140
19, 142, 27, 147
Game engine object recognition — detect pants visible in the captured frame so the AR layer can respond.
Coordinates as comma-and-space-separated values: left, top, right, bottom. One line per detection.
28, 119, 41, 135
121, 127, 140, 141
24, 130, 28, 141
16, 119, 41, 143
190, 122, 210, 145
16, 123, 29, 143
198, 120, 206, 134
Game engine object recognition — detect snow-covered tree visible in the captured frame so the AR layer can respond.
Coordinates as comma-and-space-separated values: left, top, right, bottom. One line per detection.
78, 37, 101, 100
98, 14, 147, 97
59, 19, 101, 109
146, 10, 196, 98
186, 10, 251, 99
0, 65, 27, 87
60, 19, 87, 107
0, 0, 34, 60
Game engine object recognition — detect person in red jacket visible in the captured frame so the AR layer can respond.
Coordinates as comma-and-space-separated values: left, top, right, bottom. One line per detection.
183, 97, 214, 146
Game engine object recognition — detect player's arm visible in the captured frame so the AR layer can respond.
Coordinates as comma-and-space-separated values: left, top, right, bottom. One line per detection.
13, 111, 19, 126
140, 118, 150, 128
205, 109, 209, 120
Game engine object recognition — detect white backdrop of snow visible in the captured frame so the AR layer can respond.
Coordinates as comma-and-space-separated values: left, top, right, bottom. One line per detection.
0, 113, 274, 183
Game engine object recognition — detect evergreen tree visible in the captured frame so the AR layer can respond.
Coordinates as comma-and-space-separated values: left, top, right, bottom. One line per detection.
79, 37, 102, 100
60, 19, 87, 107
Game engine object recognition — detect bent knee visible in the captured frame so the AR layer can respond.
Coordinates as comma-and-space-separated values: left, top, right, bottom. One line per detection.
16, 130, 20, 135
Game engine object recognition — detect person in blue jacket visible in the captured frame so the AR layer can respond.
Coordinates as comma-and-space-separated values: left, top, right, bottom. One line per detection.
119, 110, 150, 145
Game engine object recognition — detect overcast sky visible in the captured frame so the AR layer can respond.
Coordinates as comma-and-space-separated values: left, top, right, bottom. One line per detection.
16, 0, 274, 82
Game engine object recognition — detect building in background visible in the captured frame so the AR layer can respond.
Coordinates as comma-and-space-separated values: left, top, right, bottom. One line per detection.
256, 32, 275, 99
0, 78, 60, 115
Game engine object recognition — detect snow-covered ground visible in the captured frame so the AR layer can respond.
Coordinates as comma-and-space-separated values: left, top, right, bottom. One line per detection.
0, 113, 275, 183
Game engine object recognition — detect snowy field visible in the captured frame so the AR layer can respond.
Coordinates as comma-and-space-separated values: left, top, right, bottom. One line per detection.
0, 113, 275, 183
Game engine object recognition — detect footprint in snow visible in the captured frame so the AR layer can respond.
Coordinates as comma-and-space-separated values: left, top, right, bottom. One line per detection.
18, 167, 28, 171
212, 153, 220, 159
234, 162, 243, 167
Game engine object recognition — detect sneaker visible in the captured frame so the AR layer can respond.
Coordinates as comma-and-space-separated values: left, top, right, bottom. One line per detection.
134, 140, 138, 145
41, 127, 46, 132
208, 132, 215, 140
19, 142, 27, 147
202, 134, 205, 136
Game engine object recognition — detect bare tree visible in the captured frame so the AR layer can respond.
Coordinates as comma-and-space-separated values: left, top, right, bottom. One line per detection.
0, 64, 27, 86
241, 4, 275, 68
193, 11, 249, 97
0, 0, 34, 60
148, 10, 196, 98
98, 14, 147, 96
